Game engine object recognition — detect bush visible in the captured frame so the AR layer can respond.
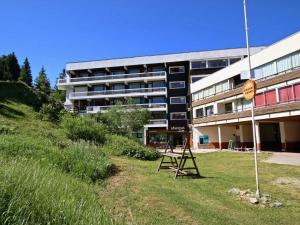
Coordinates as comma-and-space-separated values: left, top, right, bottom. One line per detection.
104, 135, 160, 160
61, 114, 106, 145
0, 134, 113, 182
0, 159, 114, 225
37, 103, 60, 122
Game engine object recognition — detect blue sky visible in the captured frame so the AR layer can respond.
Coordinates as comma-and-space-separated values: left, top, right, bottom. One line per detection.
0, 0, 299, 86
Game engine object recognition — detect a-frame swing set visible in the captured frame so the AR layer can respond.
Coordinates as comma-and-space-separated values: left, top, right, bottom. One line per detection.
157, 136, 200, 178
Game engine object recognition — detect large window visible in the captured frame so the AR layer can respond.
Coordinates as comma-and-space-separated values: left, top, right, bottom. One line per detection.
207, 59, 228, 68
149, 96, 166, 103
170, 112, 187, 120
169, 81, 185, 89
93, 85, 105, 92
149, 81, 166, 88
279, 86, 294, 102
191, 61, 207, 69
112, 84, 125, 90
128, 68, 141, 74
170, 97, 186, 104
169, 66, 185, 74
111, 70, 124, 75
128, 82, 145, 89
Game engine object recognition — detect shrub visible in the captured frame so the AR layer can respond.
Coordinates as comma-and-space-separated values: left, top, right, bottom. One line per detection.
61, 114, 106, 145
104, 134, 160, 160
0, 159, 114, 225
0, 134, 113, 182
37, 103, 60, 122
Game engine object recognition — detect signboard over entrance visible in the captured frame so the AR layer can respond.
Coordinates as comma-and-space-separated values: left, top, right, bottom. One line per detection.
243, 79, 257, 100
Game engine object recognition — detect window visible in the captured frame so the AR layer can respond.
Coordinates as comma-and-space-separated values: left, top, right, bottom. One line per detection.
169, 81, 185, 89
191, 76, 205, 83
149, 81, 166, 88
111, 70, 124, 75
207, 59, 228, 68
132, 97, 146, 104
128, 82, 145, 89
199, 135, 209, 144
229, 58, 241, 65
279, 86, 294, 102
255, 93, 265, 107
169, 66, 185, 74
195, 108, 204, 118
191, 61, 206, 69
112, 84, 125, 90
225, 103, 233, 113
170, 97, 186, 104
93, 85, 105, 92
277, 56, 292, 73
149, 96, 166, 103
265, 90, 277, 105
93, 71, 106, 77
128, 68, 141, 74
170, 112, 187, 120
294, 84, 300, 100
205, 106, 214, 116
150, 66, 164, 72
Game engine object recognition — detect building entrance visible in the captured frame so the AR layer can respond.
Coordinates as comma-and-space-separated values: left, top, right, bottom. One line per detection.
260, 123, 281, 151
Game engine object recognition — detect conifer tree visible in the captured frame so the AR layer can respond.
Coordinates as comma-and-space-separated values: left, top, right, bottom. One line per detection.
5, 52, 20, 81
19, 57, 33, 87
35, 66, 51, 95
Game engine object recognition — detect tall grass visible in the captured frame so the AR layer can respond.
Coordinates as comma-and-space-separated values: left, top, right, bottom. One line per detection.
104, 134, 160, 160
0, 159, 115, 225
0, 134, 112, 182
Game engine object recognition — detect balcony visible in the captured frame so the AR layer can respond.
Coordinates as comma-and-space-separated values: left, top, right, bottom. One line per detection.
145, 119, 168, 128
69, 87, 167, 100
193, 99, 300, 125
57, 71, 167, 87
86, 103, 167, 113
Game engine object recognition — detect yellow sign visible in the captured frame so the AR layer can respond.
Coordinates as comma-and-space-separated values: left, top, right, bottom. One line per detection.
243, 80, 256, 100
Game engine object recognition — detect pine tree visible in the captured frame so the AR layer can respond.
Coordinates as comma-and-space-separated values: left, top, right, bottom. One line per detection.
0, 55, 7, 80
5, 52, 20, 81
35, 66, 51, 95
19, 57, 33, 87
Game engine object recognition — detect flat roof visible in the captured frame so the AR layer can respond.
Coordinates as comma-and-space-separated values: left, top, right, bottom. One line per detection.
66, 47, 265, 71
191, 31, 300, 94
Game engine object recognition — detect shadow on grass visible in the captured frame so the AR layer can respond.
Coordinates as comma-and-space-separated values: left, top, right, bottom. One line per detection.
0, 103, 25, 118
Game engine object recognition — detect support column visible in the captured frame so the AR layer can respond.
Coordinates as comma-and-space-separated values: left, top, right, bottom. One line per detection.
279, 122, 286, 151
218, 126, 222, 150
240, 124, 245, 147
255, 123, 261, 152
143, 127, 148, 146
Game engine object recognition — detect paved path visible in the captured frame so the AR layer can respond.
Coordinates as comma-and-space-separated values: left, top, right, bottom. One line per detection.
265, 152, 300, 166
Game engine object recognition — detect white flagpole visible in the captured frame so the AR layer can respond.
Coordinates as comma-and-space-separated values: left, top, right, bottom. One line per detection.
243, 0, 260, 197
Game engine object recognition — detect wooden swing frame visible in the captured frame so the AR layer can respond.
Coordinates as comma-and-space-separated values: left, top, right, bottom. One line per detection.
157, 137, 200, 178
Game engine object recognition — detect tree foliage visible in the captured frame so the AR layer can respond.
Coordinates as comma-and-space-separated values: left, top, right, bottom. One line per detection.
96, 98, 151, 137
19, 57, 32, 87
0, 53, 20, 81
35, 66, 51, 95
51, 68, 66, 102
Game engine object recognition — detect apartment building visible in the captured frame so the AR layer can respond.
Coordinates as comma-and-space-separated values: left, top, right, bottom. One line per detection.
191, 31, 300, 152
57, 47, 264, 146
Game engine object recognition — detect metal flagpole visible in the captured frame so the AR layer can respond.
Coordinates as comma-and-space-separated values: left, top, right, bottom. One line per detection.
243, 0, 260, 197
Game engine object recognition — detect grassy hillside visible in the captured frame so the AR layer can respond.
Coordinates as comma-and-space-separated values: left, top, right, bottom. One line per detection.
0, 82, 115, 224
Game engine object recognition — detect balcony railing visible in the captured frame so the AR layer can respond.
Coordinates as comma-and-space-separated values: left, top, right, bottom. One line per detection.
58, 71, 166, 84
69, 87, 167, 99
147, 119, 168, 125
86, 103, 167, 113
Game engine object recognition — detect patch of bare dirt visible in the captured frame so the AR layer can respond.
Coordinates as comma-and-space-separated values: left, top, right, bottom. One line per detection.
273, 177, 300, 189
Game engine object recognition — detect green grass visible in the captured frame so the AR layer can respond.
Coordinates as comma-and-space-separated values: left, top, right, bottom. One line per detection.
99, 153, 300, 225
0, 159, 114, 225
0, 82, 115, 224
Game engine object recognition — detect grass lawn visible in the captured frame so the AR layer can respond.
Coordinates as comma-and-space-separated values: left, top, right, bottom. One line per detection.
99, 152, 300, 225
